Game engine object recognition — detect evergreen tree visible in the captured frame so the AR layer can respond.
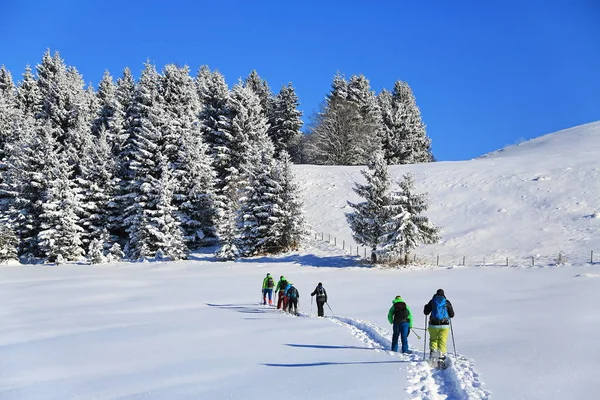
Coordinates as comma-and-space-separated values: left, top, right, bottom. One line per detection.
15, 65, 40, 116
384, 81, 433, 164
0, 66, 14, 98
93, 70, 120, 139
244, 70, 273, 119
37, 150, 85, 264
268, 84, 303, 160
0, 224, 18, 262
382, 173, 440, 258
2, 119, 53, 258
346, 150, 391, 263
273, 151, 309, 251
113, 67, 135, 154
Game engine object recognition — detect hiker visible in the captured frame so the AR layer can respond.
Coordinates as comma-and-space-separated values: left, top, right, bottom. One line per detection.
286, 282, 299, 315
262, 273, 275, 305
275, 275, 289, 310
310, 282, 328, 317
424, 289, 455, 359
387, 295, 413, 353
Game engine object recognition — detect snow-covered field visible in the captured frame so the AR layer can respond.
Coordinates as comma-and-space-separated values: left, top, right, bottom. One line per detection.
2, 122, 600, 399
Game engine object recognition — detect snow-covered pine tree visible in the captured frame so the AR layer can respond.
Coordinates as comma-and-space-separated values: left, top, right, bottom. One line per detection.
244, 70, 273, 121
37, 135, 85, 264
196, 67, 231, 194
273, 151, 309, 251
0, 66, 14, 98
113, 67, 135, 154
0, 224, 18, 262
0, 65, 18, 179
2, 119, 53, 258
305, 73, 382, 165
141, 153, 188, 261
236, 132, 280, 256
87, 237, 106, 264
382, 172, 440, 259
15, 65, 41, 117
78, 126, 119, 255
346, 150, 391, 263
161, 64, 216, 248
268, 84, 303, 160
386, 81, 433, 164
93, 71, 122, 141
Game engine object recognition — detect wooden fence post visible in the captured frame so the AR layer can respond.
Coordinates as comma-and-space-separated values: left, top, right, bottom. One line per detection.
342, 240, 344, 250
436, 255, 439, 266
321, 232, 323, 240
334, 237, 336, 246
364, 248, 367, 259
328, 233, 330, 242
506, 257, 509, 266
531, 256, 535, 267
483, 257, 486, 266
592, 250, 594, 264
462, 256, 465, 266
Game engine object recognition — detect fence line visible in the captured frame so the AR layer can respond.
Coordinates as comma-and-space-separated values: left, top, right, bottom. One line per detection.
312, 231, 597, 267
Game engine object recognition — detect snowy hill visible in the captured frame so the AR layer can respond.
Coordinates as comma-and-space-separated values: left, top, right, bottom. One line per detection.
299, 121, 600, 266
1, 122, 599, 400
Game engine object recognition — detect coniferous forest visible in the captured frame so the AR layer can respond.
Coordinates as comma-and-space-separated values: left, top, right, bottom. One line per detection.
0, 50, 434, 264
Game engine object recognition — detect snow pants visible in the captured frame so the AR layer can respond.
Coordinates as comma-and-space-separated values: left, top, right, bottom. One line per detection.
392, 322, 410, 353
262, 289, 273, 305
428, 326, 450, 354
277, 291, 286, 309
316, 299, 326, 317
288, 298, 298, 314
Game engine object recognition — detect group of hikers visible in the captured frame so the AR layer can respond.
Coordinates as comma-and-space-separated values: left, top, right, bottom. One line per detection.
388, 289, 455, 362
261, 273, 328, 316
262, 273, 454, 361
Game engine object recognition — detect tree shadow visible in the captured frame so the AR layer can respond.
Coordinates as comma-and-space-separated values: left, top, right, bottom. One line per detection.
205, 303, 273, 314
285, 343, 373, 351
263, 360, 405, 367
237, 253, 367, 268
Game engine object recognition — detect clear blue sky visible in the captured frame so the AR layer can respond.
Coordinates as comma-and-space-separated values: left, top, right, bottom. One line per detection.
1, 0, 598, 161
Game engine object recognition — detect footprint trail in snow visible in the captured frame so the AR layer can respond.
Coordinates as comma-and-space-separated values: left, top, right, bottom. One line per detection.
321, 315, 491, 400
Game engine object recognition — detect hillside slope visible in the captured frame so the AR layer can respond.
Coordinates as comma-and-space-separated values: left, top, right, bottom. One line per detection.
296, 121, 600, 266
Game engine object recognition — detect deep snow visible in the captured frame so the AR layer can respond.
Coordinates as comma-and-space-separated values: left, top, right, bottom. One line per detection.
1, 121, 600, 399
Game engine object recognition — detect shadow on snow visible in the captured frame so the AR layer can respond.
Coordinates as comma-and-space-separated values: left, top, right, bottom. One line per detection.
263, 360, 405, 367
285, 343, 373, 351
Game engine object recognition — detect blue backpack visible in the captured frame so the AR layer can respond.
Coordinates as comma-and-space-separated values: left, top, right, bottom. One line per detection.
288, 286, 298, 299
432, 296, 449, 321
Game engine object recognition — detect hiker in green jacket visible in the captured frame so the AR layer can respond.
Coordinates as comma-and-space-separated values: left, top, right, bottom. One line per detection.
262, 273, 275, 305
387, 295, 413, 353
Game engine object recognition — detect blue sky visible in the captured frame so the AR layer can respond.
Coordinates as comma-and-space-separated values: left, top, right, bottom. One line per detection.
1, 0, 598, 161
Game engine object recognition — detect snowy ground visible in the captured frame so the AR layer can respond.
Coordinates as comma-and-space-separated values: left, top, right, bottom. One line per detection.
1, 122, 600, 399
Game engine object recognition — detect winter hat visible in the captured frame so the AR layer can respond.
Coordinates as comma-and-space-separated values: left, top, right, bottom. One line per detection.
266, 273, 271, 276
318, 282, 322, 286
395, 295, 402, 300
280, 276, 285, 279
436, 289, 445, 296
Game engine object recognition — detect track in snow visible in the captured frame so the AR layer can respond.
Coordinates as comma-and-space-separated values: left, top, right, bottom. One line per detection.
324, 315, 491, 400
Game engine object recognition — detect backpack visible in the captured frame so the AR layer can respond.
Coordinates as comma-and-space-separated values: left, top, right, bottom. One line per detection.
280, 279, 288, 290
393, 301, 409, 322
267, 277, 274, 288
432, 296, 449, 321
316, 286, 325, 297
288, 286, 298, 299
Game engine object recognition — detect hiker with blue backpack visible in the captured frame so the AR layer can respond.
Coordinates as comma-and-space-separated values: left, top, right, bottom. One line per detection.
424, 289, 455, 360
387, 295, 413, 353
286, 282, 299, 315
262, 273, 275, 305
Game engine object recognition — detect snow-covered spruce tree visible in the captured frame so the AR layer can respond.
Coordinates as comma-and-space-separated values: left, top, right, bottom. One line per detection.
113, 67, 135, 154
305, 73, 382, 165
161, 64, 216, 247
236, 136, 280, 256
0, 65, 14, 98
382, 172, 440, 259
383, 81, 433, 164
346, 150, 391, 263
15, 65, 41, 116
196, 67, 231, 193
92, 70, 123, 143
268, 84, 303, 160
37, 140, 85, 264
273, 151, 309, 251
142, 154, 188, 261
244, 70, 273, 122
78, 126, 119, 255
0, 224, 18, 262
87, 237, 106, 264
0, 65, 18, 199
2, 119, 53, 258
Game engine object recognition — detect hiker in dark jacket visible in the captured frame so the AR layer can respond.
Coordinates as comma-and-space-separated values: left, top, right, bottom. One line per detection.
424, 289, 455, 357
286, 282, 299, 315
275, 276, 288, 310
310, 282, 328, 317
387, 295, 413, 353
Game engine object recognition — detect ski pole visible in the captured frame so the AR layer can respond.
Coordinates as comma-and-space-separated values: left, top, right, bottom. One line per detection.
449, 318, 457, 358
411, 328, 421, 340
423, 315, 428, 361
311, 296, 313, 314
325, 302, 335, 316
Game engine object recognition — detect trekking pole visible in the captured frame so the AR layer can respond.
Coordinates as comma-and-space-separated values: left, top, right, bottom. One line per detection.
325, 302, 335, 316
423, 315, 428, 361
449, 318, 457, 358
311, 296, 313, 314
411, 328, 421, 340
